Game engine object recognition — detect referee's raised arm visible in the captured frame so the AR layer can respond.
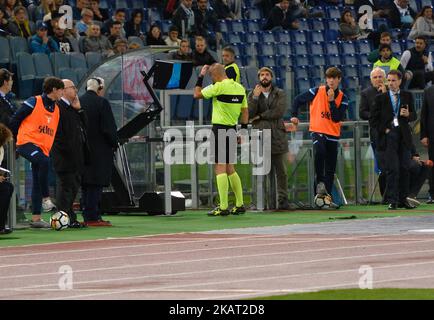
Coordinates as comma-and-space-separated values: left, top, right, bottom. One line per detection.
193, 65, 210, 99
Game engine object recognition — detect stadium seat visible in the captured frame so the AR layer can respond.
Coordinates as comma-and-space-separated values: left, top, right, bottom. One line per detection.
245, 43, 258, 56
276, 55, 288, 67
342, 53, 358, 65
70, 52, 87, 70
276, 42, 292, 55
309, 66, 322, 78
297, 78, 311, 93
10, 37, 29, 65
358, 53, 370, 65
358, 64, 372, 79
51, 52, 70, 77
310, 18, 326, 31
342, 65, 358, 78
16, 52, 35, 98
298, 18, 309, 30
231, 43, 245, 56
326, 54, 342, 66
85, 52, 102, 68
245, 65, 258, 89
357, 41, 372, 54
218, 20, 230, 33
148, 7, 162, 24
160, 20, 173, 34
257, 42, 275, 56
75, 68, 88, 83
308, 30, 325, 42
245, 31, 260, 43
32, 53, 53, 78
0, 37, 10, 68
309, 42, 324, 55
293, 54, 309, 66
116, 0, 128, 8
258, 55, 276, 67
340, 41, 356, 54
373, 18, 389, 30
58, 68, 79, 84
294, 66, 309, 79
325, 29, 339, 41
326, 6, 341, 19
311, 54, 326, 66
291, 30, 308, 42
259, 31, 275, 43
325, 41, 339, 54
247, 7, 262, 19
230, 20, 245, 32
294, 42, 308, 55
342, 76, 359, 89
175, 95, 194, 120
275, 30, 291, 42
326, 18, 340, 31
246, 19, 261, 32
311, 77, 322, 87
131, 0, 146, 8
391, 40, 402, 54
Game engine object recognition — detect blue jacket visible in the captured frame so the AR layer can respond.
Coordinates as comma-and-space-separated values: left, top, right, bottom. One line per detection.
30, 34, 60, 54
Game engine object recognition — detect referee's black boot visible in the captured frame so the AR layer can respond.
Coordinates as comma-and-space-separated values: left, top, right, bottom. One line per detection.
230, 205, 246, 215
207, 206, 230, 216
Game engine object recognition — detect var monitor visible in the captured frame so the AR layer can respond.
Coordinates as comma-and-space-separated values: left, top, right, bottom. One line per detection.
152, 60, 193, 90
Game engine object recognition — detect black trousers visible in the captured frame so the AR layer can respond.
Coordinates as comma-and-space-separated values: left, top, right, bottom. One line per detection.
408, 70, 434, 90
408, 160, 429, 198
56, 172, 81, 223
370, 129, 387, 197
0, 181, 14, 229
384, 128, 411, 204
427, 143, 434, 198
81, 184, 103, 222
312, 132, 338, 194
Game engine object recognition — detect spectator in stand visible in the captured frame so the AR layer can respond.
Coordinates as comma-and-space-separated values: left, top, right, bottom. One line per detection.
374, 43, 405, 77
146, 24, 166, 46
30, 21, 59, 54
89, 0, 108, 22
387, 0, 416, 29
194, 0, 219, 37
263, 0, 300, 31
83, 23, 114, 58
339, 8, 369, 40
213, 0, 236, 20
107, 21, 124, 46
368, 32, 393, 64
1, 0, 21, 19
35, 0, 57, 21
76, 8, 94, 36
0, 69, 16, 129
165, 25, 181, 46
73, 0, 90, 21
43, 10, 61, 37
0, 8, 9, 32
222, 46, 240, 83
113, 38, 128, 55
168, 38, 193, 61
400, 36, 434, 89
354, 0, 388, 19
8, 6, 34, 38
125, 9, 146, 41
192, 36, 216, 66
408, 6, 434, 40
102, 8, 126, 39
52, 25, 74, 53
65, 20, 80, 51
172, 0, 196, 38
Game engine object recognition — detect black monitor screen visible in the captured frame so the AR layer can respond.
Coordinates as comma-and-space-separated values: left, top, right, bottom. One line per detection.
153, 60, 193, 89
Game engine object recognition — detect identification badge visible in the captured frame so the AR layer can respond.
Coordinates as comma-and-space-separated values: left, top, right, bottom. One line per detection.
393, 118, 399, 127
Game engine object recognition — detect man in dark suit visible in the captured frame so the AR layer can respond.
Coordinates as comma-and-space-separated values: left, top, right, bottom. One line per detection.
52, 79, 88, 228
420, 85, 434, 203
359, 67, 387, 199
371, 70, 417, 210
386, 0, 416, 29
79, 77, 117, 226
0, 69, 15, 129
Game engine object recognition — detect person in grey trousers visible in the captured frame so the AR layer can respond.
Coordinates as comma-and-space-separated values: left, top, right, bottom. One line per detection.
248, 67, 290, 210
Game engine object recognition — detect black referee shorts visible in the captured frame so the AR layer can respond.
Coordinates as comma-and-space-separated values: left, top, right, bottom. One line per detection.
211, 124, 238, 164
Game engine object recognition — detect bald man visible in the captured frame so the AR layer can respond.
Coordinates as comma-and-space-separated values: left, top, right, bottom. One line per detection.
51, 79, 88, 228
194, 63, 249, 216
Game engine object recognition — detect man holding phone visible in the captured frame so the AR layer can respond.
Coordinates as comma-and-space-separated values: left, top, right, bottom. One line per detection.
51, 79, 88, 228
371, 70, 416, 209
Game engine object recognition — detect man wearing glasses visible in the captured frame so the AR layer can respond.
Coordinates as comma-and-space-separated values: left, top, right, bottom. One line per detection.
51, 79, 88, 228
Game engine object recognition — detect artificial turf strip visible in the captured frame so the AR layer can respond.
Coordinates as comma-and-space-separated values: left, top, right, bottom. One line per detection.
254, 288, 434, 300
0, 204, 433, 247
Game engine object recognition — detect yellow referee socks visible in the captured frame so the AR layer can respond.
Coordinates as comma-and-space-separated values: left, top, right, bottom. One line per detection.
228, 172, 244, 207
216, 173, 229, 210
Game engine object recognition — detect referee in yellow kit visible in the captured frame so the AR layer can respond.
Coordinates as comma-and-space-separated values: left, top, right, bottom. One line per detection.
194, 63, 249, 216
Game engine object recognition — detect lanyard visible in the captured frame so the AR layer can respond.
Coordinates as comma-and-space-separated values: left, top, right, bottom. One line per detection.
389, 91, 400, 117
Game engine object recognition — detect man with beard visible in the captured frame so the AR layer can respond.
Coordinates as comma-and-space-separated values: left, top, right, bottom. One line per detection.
52, 25, 74, 53
291, 67, 349, 208
248, 67, 289, 210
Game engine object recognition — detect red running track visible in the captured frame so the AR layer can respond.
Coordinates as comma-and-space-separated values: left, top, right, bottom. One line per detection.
1, 232, 434, 300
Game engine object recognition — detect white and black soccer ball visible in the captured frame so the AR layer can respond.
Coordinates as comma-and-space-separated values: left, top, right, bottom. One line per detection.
50, 211, 70, 231
314, 194, 332, 209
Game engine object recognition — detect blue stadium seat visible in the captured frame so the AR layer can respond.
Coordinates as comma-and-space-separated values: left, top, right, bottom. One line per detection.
32, 53, 53, 78
297, 78, 311, 93
175, 95, 194, 120
326, 54, 342, 66
244, 66, 258, 89
276, 55, 288, 67
275, 30, 291, 42
373, 18, 389, 30
85, 52, 102, 69
246, 19, 261, 32
17, 52, 35, 98
294, 54, 309, 66
308, 30, 325, 42
291, 30, 308, 42
309, 66, 322, 78
99, 0, 109, 8
358, 53, 370, 65
310, 18, 326, 31
294, 42, 308, 55
70, 52, 87, 70
326, 18, 340, 31
309, 42, 324, 55
285, 55, 293, 67
148, 7, 162, 24
247, 7, 262, 19
389, 28, 402, 39
342, 65, 358, 78
218, 20, 230, 33
325, 29, 339, 41
58, 68, 79, 85
257, 42, 275, 56
51, 52, 70, 76
342, 76, 359, 89
131, 0, 146, 8
311, 54, 326, 66
231, 43, 245, 56
358, 64, 373, 79
10, 37, 29, 65
76, 68, 88, 83
276, 42, 292, 55
160, 20, 172, 34
116, 0, 128, 8
344, 88, 357, 120
311, 77, 322, 88
258, 55, 276, 67
325, 41, 339, 54
391, 40, 402, 54
0, 37, 10, 68
259, 31, 276, 43
298, 18, 309, 30
227, 31, 245, 43
245, 31, 260, 43
326, 6, 341, 19
294, 66, 309, 78
357, 41, 372, 54
342, 53, 358, 65
361, 76, 371, 88
230, 20, 245, 32
340, 41, 356, 54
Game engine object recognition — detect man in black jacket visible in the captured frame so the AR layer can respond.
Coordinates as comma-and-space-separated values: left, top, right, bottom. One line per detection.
263, 0, 299, 31
420, 84, 434, 203
0, 69, 15, 129
192, 36, 216, 67
371, 70, 416, 210
52, 79, 88, 228
172, 0, 196, 38
79, 77, 117, 226
359, 67, 387, 199
386, 0, 416, 29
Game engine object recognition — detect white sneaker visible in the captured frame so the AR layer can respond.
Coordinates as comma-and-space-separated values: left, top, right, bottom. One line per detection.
42, 198, 56, 212
406, 197, 420, 207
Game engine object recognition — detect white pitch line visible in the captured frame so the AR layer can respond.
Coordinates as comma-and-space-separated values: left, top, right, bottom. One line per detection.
3, 236, 434, 281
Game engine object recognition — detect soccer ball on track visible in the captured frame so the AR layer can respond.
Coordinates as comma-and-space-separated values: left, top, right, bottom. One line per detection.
50, 211, 70, 231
